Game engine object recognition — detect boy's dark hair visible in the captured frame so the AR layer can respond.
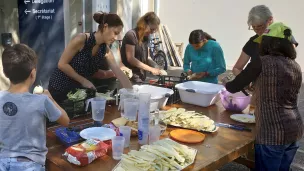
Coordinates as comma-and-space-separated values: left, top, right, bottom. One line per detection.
259, 36, 297, 59
2, 44, 38, 84
189, 29, 216, 44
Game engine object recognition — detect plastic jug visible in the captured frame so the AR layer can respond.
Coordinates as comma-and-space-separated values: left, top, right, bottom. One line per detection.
86, 97, 107, 121
118, 88, 138, 117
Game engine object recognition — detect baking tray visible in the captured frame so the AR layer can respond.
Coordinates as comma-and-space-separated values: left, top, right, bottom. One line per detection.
159, 109, 219, 133
112, 138, 197, 171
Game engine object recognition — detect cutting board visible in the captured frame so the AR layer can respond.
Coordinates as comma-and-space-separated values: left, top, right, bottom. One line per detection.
169, 129, 205, 143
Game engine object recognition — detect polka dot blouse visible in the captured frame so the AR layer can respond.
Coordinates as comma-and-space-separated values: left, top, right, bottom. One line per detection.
48, 32, 107, 92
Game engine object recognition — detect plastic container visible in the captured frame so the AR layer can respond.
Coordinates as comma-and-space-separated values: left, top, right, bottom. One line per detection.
55, 127, 83, 147
138, 93, 151, 145
133, 85, 174, 111
220, 89, 251, 112
175, 81, 224, 107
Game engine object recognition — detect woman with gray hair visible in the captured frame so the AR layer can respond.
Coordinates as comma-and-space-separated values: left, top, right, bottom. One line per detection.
225, 5, 299, 116
232, 5, 298, 76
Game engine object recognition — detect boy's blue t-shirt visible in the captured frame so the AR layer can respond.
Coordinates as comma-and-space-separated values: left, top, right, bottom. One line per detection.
0, 91, 61, 165
183, 40, 226, 84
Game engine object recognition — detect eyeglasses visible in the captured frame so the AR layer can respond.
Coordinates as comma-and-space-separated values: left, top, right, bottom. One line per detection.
248, 24, 266, 30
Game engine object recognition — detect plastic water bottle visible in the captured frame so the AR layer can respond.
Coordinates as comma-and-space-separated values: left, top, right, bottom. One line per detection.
138, 93, 151, 145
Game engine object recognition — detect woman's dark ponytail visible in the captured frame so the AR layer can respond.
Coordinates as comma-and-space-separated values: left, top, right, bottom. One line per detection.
203, 32, 216, 41
189, 29, 216, 44
93, 11, 123, 32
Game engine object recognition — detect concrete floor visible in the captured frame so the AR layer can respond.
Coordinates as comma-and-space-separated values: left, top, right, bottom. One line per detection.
163, 67, 304, 171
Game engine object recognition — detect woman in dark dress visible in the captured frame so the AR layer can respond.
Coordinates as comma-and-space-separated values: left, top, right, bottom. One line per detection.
48, 12, 132, 102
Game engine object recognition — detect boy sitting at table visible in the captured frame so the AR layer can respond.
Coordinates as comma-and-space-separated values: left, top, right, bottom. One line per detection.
0, 44, 70, 171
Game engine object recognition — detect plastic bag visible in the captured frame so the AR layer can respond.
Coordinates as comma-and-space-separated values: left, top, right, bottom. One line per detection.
63, 139, 111, 166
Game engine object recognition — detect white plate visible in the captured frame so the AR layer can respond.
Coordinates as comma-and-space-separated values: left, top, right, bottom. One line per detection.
80, 127, 116, 141
230, 114, 255, 123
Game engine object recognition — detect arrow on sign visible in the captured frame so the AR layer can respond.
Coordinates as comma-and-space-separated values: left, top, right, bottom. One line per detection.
24, 9, 31, 14
24, 0, 30, 4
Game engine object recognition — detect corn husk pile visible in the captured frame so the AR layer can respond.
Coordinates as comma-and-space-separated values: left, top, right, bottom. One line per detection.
160, 108, 217, 132
114, 139, 196, 171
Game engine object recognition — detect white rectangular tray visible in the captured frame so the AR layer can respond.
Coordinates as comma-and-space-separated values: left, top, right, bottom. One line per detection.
168, 123, 219, 133
112, 138, 197, 171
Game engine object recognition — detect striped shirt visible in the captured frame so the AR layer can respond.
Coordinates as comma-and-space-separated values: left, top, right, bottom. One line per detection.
226, 54, 303, 145
254, 55, 303, 145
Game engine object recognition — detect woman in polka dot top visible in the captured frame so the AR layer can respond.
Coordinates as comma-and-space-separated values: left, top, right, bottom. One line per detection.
48, 12, 132, 103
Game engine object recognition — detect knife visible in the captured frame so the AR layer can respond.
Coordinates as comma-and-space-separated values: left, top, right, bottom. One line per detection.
215, 123, 251, 132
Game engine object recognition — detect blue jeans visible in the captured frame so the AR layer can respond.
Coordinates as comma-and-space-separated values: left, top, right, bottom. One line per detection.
255, 142, 299, 171
0, 157, 45, 171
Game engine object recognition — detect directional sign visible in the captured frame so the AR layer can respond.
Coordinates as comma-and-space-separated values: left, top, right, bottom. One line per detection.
24, 9, 31, 14
18, 0, 64, 88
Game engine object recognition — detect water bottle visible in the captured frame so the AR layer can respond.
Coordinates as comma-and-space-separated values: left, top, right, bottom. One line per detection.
138, 93, 151, 145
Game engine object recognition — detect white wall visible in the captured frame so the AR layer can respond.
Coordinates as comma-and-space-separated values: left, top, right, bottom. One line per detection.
159, 0, 304, 70
92, 0, 110, 31
64, 0, 83, 45
116, 0, 133, 35
0, 0, 19, 90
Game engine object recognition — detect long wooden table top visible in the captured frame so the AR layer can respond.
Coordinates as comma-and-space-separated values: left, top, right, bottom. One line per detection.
46, 102, 255, 171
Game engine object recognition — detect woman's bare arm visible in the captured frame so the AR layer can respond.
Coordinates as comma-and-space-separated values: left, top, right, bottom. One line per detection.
106, 47, 132, 89
126, 44, 154, 72
57, 34, 87, 84
116, 45, 130, 71
92, 69, 115, 79
126, 44, 160, 75
232, 51, 251, 76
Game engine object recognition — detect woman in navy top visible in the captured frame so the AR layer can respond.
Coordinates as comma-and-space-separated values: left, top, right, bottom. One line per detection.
48, 12, 132, 102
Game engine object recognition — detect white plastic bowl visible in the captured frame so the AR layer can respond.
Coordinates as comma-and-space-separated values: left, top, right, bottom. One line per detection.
133, 85, 174, 111
175, 81, 224, 107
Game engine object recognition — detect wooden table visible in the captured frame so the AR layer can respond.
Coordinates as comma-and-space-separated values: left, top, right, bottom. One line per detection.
46, 102, 255, 171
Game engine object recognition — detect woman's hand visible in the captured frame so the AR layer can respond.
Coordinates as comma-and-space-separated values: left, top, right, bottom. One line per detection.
105, 70, 115, 78
121, 67, 133, 79
121, 66, 131, 74
187, 69, 193, 75
106, 47, 132, 89
150, 68, 161, 75
220, 74, 235, 86
80, 79, 96, 90
188, 72, 207, 80
196, 72, 207, 79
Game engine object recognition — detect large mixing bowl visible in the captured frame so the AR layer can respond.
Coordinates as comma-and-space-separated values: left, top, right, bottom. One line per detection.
220, 89, 251, 112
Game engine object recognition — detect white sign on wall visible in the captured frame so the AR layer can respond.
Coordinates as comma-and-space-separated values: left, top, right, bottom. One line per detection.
92, 0, 110, 31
